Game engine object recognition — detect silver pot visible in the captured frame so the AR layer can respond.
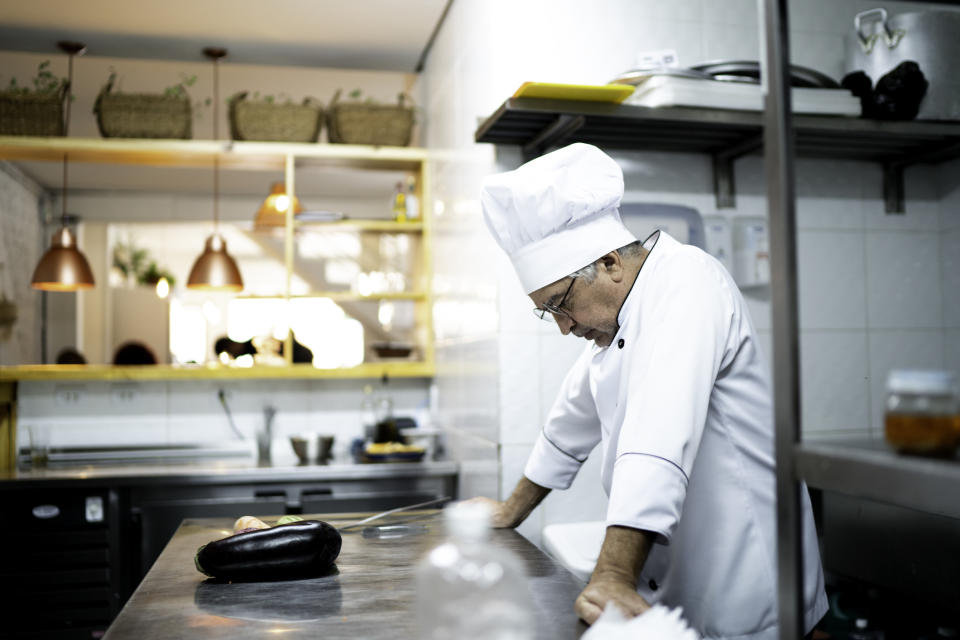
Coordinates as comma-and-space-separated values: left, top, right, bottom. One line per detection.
844, 7, 960, 120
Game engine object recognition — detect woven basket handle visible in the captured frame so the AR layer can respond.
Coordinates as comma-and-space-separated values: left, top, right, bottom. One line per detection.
330, 89, 343, 106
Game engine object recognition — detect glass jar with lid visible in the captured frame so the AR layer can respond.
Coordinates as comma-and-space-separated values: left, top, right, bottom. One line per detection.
884, 369, 960, 456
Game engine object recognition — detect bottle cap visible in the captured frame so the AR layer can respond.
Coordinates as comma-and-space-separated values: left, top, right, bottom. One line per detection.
886, 369, 957, 396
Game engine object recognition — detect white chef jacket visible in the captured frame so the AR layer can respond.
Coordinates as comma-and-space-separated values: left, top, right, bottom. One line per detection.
524, 231, 828, 640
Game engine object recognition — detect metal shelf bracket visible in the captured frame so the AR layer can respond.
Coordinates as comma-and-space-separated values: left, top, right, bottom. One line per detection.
521, 114, 586, 161
712, 134, 763, 209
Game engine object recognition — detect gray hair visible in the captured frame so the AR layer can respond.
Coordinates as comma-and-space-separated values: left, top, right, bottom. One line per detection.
570, 240, 645, 283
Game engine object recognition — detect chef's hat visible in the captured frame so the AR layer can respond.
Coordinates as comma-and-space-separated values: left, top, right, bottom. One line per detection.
480, 143, 636, 294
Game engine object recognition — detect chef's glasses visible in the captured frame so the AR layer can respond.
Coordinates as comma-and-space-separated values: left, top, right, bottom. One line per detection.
533, 276, 577, 322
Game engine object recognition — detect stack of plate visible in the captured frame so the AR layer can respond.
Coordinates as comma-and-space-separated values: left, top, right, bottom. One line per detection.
614, 61, 861, 116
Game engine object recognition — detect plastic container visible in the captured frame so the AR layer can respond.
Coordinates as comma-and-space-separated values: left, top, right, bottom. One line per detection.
884, 369, 960, 456
415, 502, 534, 640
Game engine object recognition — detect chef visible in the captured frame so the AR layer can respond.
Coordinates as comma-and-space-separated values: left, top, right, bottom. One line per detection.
470, 143, 828, 639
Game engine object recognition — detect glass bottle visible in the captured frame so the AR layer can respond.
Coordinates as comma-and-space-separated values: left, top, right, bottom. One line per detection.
884, 369, 960, 456
405, 175, 420, 220
392, 181, 407, 222
416, 502, 534, 640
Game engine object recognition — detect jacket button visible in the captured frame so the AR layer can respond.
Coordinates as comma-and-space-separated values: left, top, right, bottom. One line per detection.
618, 338, 625, 349
648, 578, 658, 591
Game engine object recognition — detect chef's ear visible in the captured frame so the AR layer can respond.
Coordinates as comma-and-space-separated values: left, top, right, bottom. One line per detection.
598, 251, 625, 281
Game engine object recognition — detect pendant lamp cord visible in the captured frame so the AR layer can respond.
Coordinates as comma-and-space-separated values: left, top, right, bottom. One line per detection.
62, 48, 75, 228
213, 55, 220, 231
62, 155, 68, 225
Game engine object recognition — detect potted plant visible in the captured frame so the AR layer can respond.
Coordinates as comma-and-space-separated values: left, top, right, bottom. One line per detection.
0, 60, 70, 136
326, 89, 415, 147
228, 91, 323, 142
93, 72, 205, 139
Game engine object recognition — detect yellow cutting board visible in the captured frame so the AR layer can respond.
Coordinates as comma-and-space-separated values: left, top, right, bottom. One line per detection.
512, 82, 635, 103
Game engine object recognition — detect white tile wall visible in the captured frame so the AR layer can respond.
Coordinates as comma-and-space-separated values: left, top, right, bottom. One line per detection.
17, 378, 431, 466
800, 331, 871, 433
865, 232, 942, 329
942, 228, 960, 329
945, 331, 960, 377
797, 231, 867, 329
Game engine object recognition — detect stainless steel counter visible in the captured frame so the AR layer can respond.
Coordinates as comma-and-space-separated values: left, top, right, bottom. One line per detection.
103, 513, 588, 640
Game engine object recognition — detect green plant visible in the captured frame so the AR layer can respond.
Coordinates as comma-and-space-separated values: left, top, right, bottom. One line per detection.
229, 91, 317, 106
113, 241, 176, 287
1, 60, 67, 96
164, 73, 201, 101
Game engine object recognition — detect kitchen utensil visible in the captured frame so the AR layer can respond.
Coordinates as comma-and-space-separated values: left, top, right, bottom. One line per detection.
316, 435, 334, 464
690, 60, 841, 88
361, 523, 429, 539
217, 388, 245, 441
337, 496, 451, 532
844, 8, 960, 120
511, 82, 635, 103
611, 67, 713, 86
290, 436, 310, 464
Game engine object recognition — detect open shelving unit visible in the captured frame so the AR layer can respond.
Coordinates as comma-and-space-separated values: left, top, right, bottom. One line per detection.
0, 136, 436, 381
475, 96, 960, 213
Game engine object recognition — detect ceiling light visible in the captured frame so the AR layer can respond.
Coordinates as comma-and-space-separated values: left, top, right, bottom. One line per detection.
31, 41, 95, 292
187, 47, 243, 292
254, 182, 303, 229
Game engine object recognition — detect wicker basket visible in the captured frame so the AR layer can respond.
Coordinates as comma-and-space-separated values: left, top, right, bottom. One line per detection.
326, 90, 414, 146
94, 76, 192, 139
229, 92, 323, 142
0, 83, 68, 136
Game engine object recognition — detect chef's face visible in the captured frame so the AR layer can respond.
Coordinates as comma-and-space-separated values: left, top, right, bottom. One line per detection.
530, 260, 622, 348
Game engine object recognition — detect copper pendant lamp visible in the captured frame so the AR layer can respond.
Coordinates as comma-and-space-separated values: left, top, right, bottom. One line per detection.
186, 47, 243, 292
31, 41, 96, 292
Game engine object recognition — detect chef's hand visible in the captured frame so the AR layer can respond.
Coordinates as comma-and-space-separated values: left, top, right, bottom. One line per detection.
457, 496, 516, 528
575, 572, 651, 625
458, 477, 552, 529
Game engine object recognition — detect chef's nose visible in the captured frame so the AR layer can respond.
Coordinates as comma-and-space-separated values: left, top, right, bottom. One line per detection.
555, 314, 574, 335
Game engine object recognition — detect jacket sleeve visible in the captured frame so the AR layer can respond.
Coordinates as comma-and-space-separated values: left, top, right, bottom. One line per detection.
524, 343, 602, 490
607, 251, 736, 543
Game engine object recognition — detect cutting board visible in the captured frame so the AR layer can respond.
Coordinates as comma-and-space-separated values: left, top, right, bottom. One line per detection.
512, 81, 635, 103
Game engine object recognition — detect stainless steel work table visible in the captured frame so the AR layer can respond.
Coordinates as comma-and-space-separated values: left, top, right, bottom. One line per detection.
103, 513, 589, 640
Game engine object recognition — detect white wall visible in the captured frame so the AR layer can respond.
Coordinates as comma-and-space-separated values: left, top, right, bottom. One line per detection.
423, 0, 959, 546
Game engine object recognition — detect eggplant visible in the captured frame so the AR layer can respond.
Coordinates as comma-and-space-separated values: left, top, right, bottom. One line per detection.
195, 520, 342, 581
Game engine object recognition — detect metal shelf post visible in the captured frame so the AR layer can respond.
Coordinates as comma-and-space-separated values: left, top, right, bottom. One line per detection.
763, 0, 804, 638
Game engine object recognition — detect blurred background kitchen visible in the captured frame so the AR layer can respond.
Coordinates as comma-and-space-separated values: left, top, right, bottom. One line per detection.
1, 0, 958, 637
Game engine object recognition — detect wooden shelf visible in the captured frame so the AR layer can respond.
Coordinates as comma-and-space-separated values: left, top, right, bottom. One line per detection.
0, 362, 435, 382
237, 292, 428, 301
294, 219, 424, 232
0, 136, 430, 171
